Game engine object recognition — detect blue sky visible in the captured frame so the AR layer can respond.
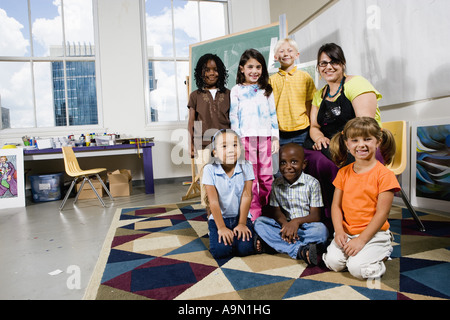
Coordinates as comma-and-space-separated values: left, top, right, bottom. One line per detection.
0, 0, 59, 32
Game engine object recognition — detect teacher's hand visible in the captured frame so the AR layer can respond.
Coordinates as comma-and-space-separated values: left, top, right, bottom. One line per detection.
313, 137, 330, 150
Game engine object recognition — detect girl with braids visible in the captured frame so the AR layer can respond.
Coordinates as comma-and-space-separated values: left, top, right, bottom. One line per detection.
322, 117, 400, 280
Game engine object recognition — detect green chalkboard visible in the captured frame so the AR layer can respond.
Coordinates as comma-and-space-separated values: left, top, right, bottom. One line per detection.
189, 23, 281, 93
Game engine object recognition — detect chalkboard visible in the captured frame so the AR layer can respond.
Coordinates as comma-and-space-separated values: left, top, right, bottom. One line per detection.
189, 23, 281, 93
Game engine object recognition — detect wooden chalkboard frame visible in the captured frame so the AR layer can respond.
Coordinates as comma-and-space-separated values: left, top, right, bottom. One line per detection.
188, 22, 282, 93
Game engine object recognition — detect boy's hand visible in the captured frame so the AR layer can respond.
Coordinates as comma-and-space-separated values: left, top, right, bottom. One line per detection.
218, 227, 234, 246
233, 224, 252, 242
280, 220, 300, 243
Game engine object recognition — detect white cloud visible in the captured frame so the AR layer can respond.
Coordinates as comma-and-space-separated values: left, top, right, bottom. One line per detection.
173, 2, 199, 40
199, 2, 226, 41
0, 9, 29, 56
145, 6, 172, 57
32, 0, 94, 56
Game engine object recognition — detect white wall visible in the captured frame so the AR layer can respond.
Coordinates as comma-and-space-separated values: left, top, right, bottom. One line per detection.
229, 0, 270, 33
269, 0, 336, 34
97, 0, 147, 137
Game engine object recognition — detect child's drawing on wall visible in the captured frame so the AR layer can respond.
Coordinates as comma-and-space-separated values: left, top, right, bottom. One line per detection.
0, 155, 18, 198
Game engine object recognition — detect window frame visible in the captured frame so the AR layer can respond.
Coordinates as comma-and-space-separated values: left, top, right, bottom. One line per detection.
0, 0, 102, 133
143, 0, 231, 126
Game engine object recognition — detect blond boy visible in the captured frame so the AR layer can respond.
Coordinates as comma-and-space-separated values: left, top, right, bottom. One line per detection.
270, 38, 316, 146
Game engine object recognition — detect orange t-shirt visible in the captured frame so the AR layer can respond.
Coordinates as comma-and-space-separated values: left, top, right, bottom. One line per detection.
333, 161, 401, 235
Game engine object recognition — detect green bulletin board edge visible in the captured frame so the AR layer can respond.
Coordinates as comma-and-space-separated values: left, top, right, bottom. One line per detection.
188, 22, 281, 93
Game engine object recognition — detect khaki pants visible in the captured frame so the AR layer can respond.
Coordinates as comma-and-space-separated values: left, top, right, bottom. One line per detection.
195, 148, 211, 207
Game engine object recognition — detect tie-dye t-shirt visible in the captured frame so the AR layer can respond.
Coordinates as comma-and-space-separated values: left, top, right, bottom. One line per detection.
229, 84, 279, 138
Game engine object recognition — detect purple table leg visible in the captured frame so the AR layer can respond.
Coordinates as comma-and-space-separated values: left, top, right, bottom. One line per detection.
143, 145, 155, 194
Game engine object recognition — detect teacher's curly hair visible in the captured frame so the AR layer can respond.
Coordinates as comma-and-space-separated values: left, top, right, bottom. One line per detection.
194, 53, 228, 93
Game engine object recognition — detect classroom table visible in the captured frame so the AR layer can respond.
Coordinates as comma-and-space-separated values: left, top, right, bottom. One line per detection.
23, 143, 155, 194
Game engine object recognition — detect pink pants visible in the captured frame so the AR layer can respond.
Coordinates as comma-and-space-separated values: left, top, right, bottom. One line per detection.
241, 136, 273, 221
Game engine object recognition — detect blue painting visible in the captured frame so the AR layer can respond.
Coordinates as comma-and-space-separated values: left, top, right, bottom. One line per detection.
416, 124, 450, 202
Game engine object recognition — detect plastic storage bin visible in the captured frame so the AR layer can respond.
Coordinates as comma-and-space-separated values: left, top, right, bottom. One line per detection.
29, 173, 64, 202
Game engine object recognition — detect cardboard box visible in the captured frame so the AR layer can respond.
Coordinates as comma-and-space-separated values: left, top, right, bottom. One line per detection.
108, 169, 132, 197
76, 176, 105, 199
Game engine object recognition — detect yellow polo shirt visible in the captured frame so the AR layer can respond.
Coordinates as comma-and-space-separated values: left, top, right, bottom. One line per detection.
269, 66, 316, 132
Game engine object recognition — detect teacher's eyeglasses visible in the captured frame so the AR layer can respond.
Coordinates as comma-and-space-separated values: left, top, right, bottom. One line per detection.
318, 60, 340, 68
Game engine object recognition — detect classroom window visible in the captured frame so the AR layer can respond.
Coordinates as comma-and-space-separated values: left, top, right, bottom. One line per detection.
0, 0, 97, 129
145, 0, 228, 123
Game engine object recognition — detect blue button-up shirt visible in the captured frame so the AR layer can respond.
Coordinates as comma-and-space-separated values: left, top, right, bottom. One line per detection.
202, 160, 255, 220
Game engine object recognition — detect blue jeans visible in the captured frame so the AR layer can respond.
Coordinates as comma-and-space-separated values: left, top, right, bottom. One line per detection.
208, 217, 255, 259
254, 216, 329, 259
279, 129, 309, 147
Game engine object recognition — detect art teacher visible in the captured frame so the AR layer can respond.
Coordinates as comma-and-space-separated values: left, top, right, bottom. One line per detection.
304, 43, 383, 218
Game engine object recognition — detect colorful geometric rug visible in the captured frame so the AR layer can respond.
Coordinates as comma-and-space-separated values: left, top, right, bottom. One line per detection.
84, 202, 450, 300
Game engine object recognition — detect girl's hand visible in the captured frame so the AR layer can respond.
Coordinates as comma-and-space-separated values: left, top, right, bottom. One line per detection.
343, 237, 366, 256
271, 139, 279, 154
218, 227, 234, 246
313, 136, 330, 150
233, 224, 252, 242
334, 231, 348, 248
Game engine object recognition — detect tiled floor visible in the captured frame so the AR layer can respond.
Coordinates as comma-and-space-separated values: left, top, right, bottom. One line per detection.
0, 179, 190, 300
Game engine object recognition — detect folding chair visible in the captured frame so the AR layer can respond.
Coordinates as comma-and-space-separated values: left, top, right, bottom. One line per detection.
59, 146, 114, 210
383, 120, 425, 231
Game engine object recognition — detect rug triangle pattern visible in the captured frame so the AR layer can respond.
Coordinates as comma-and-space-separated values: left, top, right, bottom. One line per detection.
92, 202, 450, 300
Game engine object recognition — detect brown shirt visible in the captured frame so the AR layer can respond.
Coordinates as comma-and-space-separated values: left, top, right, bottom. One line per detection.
188, 89, 230, 152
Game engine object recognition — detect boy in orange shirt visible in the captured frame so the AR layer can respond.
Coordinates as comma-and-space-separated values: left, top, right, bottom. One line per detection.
323, 117, 400, 280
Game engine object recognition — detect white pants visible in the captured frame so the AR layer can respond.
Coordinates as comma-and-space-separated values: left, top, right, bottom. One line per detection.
322, 230, 393, 279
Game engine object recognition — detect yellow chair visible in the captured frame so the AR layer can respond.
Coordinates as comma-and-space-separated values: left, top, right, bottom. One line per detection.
59, 146, 114, 210
382, 121, 425, 231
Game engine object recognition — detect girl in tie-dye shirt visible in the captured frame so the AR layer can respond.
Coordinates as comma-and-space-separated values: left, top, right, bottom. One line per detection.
230, 49, 279, 221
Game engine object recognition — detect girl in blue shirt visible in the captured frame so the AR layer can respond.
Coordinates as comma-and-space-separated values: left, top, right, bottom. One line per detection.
202, 129, 256, 259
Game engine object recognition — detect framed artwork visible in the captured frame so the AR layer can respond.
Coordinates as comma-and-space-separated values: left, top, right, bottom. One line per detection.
410, 118, 450, 212
0, 148, 25, 208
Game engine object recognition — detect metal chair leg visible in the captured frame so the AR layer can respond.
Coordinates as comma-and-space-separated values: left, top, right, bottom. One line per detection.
59, 178, 77, 211
400, 188, 426, 232
86, 178, 106, 207
74, 178, 87, 204
95, 173, 114, 201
